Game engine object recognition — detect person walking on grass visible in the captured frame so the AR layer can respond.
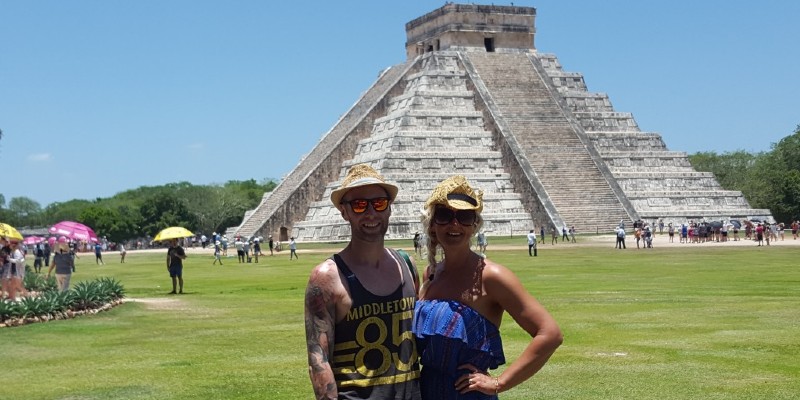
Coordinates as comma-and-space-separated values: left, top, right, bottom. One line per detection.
166, 238, 187, 294
94, 242, 104, 265
119, 243, 127, 263
253, 239, 261, 263
289, 237, 298, 260
213, 241, 223, 265
48, 241, 75, 292
527, 229, 537, 257
304, 164, 420, 399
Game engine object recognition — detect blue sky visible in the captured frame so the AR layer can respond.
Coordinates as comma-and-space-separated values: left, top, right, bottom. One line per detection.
2, 1, 798, 208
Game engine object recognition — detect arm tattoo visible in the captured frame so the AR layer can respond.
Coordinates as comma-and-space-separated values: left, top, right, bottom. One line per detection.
305, 283, 337, 399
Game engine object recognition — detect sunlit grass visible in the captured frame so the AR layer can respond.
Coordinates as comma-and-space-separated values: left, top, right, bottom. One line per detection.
3, 243, 798, 399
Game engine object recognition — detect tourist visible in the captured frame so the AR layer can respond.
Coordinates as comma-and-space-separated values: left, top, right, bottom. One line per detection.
43, 240, 51, 269
304, 163, 420, 399
7, 239, 27, 300
792, 221, 799, 240
253, 239, 261, 263
755, 223, 765, 246
615, 226, 626, 249
48, 241, 75, 292
539, 226, 545, 245
94, 241, 104, 265
243, 239, 251, 262
561, 225, 569, 242
477, 230, 488, 253
634, 228, 642, 249
213, 241, 223, 265
119, 243, 127, 263
235, 237, 245, 263
668, 223, 675, 243
289, 237, 298, 260
414, 175, 562, 399
268, 235, 274, 256
569, 226, 576, 243
166, 238, 187, 294
414, 232, 421, 255
550, 226, 558, 245
0, 238, 12, 299
34, 242, 44, 273
527, 229, 537, 256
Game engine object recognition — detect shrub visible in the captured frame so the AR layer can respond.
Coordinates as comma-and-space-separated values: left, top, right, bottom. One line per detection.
1, 277, 125, 326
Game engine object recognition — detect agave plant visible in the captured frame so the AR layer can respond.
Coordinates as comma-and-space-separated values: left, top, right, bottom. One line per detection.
0, 299, 21, 322
39, 290, 74, 315
98, 277, 126, 300
71, 281, 103, 311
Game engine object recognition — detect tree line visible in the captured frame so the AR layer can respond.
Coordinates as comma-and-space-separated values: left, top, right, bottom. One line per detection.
0, 179, 276, 243
687, 124, 800, 223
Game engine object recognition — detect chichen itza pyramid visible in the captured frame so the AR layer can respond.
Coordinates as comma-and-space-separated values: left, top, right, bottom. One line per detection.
233, 3, 772, 242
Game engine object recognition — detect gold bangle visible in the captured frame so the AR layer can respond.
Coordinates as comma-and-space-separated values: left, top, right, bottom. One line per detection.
494, 376, 500, 395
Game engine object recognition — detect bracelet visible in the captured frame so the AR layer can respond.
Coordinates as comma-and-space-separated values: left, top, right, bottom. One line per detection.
494, 376, 500, 395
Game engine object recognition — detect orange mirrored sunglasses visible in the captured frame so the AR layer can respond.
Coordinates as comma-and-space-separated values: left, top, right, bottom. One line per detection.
342, 197, 390, 213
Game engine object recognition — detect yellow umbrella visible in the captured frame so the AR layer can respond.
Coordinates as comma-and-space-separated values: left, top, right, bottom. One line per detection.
154, 226, 194, 242
0, 222, 23, 241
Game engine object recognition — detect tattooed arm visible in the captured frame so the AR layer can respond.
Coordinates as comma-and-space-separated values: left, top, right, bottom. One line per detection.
305, 260, 344, 399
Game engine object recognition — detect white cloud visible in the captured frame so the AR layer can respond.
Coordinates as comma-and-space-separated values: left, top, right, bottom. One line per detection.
188, 142, 204, 150
27, 153, 52, 162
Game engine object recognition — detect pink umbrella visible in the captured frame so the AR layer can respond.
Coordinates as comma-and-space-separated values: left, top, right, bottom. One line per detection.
49, 221, 99, 242
23, 236, 44, 245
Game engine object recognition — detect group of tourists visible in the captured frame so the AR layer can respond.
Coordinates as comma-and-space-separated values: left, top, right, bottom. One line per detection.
1, 236, 79, 301
304, 164, 562, 399
618, 219, 799, 248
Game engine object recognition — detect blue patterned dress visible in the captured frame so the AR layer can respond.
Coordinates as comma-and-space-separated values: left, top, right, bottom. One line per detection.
413, 299, 505, 399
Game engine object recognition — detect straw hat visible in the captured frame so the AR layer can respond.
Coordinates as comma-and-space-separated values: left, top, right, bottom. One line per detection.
330, 164, 399, 207
425, 175, 483, 213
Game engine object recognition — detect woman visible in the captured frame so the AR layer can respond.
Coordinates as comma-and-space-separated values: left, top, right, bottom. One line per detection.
7, 239, 27, 300
48, 240, 75, 292
413, 176, 562, 399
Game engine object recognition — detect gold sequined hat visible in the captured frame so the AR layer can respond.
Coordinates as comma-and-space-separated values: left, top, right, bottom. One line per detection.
330, 164, 399, 207
425, 175, 483, 213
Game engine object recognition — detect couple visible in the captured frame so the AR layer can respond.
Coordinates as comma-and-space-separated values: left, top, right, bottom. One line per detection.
304, 164, 562, 399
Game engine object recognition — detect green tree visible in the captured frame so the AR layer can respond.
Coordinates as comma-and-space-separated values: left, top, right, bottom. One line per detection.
8, 196, 42, 226
139, 192, 198, 237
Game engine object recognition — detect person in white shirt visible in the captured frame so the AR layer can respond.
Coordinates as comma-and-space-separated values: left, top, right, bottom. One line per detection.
527, 229, 537, 256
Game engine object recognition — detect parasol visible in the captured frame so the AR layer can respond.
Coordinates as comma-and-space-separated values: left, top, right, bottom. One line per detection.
49, 221, 99, 242
154, 226, 194, 242
0, 222, 23, 241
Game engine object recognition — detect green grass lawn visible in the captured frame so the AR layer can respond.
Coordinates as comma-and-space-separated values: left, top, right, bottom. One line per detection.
3, 243, 798, 399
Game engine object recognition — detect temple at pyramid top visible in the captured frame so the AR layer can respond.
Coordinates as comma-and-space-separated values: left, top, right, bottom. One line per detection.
232, 3, 772, 242
405, 4, 536, 58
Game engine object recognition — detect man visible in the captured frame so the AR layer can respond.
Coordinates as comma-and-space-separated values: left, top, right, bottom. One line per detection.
289, 237, 298, 260
304, 164, 421, 399
268, 235, 274, 256
235, 237, 245, 263
166, 238, 187, 294
94, 242, 104, 265
615, 226, 627, 249
527, 229, 537, 256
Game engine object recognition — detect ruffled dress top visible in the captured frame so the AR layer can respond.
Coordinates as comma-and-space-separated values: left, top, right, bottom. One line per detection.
413, 299, 505, 399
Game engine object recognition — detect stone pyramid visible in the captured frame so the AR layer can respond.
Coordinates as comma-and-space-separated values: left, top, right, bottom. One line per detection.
233, 3, 772, 242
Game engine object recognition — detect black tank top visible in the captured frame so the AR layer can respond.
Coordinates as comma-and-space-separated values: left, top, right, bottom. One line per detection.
332, 249, 421, 400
